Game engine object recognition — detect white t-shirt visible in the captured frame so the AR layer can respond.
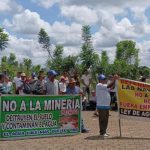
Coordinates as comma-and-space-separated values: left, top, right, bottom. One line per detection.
96, 83, 111, 109
59, 82, 66, 93
81, 74, 91, 87
13, 77, 22, 88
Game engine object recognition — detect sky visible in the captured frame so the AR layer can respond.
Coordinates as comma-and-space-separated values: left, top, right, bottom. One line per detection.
0, 0, 150, 67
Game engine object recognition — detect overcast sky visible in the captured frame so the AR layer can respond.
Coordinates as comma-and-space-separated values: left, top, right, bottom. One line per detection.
0, 0, 150, 67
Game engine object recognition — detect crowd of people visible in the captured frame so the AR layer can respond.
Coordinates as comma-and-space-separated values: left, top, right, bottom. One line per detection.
0, 69, 93, 133
0, 70, 92, 96
0, 69, 147, 137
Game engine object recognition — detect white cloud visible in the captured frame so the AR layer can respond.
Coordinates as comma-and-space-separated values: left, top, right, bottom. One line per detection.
3, 9, 82, 47
1, 33, 82, 66
0, 0, 10, 11
0, 0, 23, 14
1, 35, 47, 65
3, 9, 50, 35
1, 0, 150, 67
50, 22, 82, 46
115, 18, 137, 39
31, 0, 61, 9
63, 46, 81, 56
61, 6, 98, 25
93, 17, 137, 49
137, 41, 150, 67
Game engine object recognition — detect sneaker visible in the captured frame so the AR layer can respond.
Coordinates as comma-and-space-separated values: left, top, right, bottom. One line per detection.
103, 133, 109, 137
82, 128, 90, 133
100, 133, 109, 137
106, 132, 110, 135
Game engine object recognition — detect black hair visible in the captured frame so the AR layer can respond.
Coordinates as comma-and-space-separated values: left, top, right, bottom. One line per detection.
140, 76, 146, 82
0, 73, 5, 80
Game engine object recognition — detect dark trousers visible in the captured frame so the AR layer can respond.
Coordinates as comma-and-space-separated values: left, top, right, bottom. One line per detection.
98, 109, 109, 135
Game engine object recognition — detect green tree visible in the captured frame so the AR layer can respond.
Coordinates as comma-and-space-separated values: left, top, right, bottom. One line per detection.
114, 40, 140, 79
116, 40, 139, 65
32, 65, 41, 74
1, 56, 8, 71
80, 25, 95, 70
0, 53, 19, 78
112, 60, 129, 77
0, 28, 9, 51
62, 55, 79, 73
38, 28, 53, 60
19, 63, 24, 72
100, 51, 109, 74
8, 53, 18, 66
138, 66, 150, 78
23, 58, 32, 75
50, 45, 64, 72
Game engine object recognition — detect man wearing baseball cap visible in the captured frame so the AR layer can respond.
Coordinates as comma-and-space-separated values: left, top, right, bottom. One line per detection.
44, 70, 59, 95
96, 74, 118, 137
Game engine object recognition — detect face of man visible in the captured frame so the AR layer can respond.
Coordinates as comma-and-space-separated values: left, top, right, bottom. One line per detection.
69, 82, 75, 88
38, 75, 43, 81
61, 78, 65, 83
4, 76, 9, 83
48, 75, 55, 82
63, 72, 68, 77
17, 72, 21, 78
99, 79, 107, 84
21, 76, 26, 81
0, 76, 5, 83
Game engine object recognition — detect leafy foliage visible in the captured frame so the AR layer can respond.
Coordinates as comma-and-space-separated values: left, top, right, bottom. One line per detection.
0, 53, 41, 79
80, 25, 95, 71
116, 40, 139, 65
0, 28, 9, 51
38, 28, 53, 60
0, 26, 149, 82
50, 45, 64, 72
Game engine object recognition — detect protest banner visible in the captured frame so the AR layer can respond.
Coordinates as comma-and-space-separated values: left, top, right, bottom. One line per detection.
0, 95, 81, 140
117, 78, 150, 121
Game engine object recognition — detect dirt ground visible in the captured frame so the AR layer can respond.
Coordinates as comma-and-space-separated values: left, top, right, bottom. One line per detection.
0, 111, 150, 150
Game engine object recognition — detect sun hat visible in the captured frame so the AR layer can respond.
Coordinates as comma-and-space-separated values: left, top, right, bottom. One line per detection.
21, 73, 26, 77
68, 78, 76, 83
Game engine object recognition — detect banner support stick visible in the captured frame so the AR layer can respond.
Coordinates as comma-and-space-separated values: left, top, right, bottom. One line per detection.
116, 79, 122, 138
118, 117, 122, 137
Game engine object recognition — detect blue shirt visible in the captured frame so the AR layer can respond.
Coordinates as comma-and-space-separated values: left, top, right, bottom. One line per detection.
66, 86, 80, 94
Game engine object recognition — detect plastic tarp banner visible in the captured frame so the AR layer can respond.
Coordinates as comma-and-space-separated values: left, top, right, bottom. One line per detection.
0, 95, 81, 140
117, 78, 150, 121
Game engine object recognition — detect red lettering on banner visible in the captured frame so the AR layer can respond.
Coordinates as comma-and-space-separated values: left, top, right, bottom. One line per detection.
140, 104, 150, 110
135, 92, 143, 97
120, 102, 137, 109
144, 99, 150, 104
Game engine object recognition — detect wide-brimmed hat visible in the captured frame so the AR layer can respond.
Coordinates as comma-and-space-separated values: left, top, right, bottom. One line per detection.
21, 73, 26, 77
69, 78, 76, 84
60, 76, 65, 80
